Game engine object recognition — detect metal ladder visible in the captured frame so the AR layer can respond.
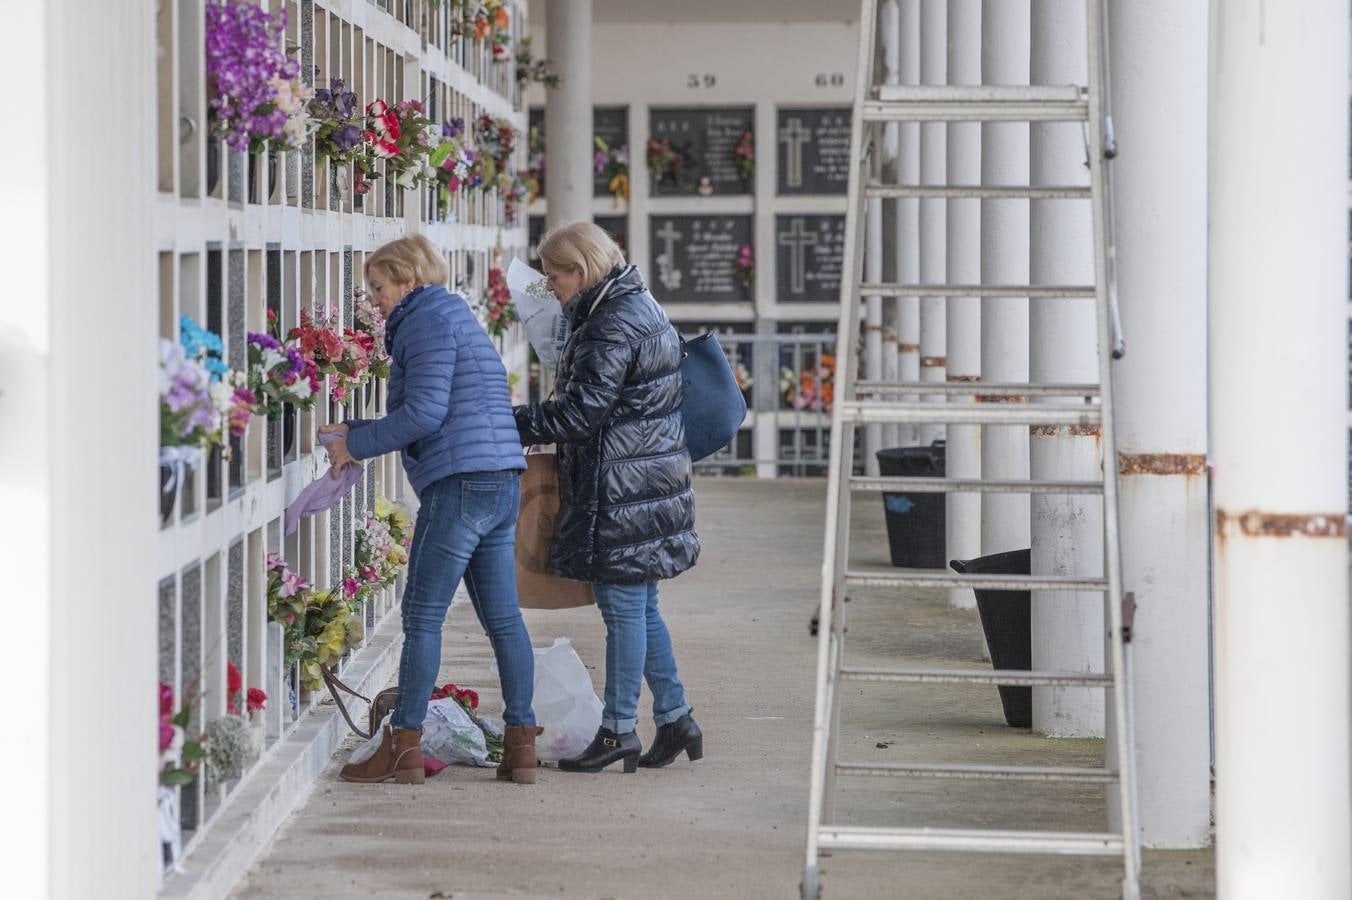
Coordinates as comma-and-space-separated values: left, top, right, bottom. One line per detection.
801, 1, 1140, 898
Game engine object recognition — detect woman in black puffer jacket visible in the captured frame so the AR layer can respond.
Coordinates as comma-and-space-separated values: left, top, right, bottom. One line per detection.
514, 221, 702, 774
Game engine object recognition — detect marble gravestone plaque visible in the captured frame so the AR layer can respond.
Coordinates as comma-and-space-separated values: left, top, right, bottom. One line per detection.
775, 214, 847, 303
648, 107, 754, 196
776, 107, 851, 195
595, 215, 628, 253
650, 215, 753, 304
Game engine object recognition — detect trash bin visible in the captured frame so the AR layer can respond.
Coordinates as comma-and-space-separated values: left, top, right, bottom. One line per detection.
949, 548, 1032, 728
876, 441, 946, 568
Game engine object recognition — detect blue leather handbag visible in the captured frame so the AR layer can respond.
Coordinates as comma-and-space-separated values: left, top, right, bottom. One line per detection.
678, 332, 748, 462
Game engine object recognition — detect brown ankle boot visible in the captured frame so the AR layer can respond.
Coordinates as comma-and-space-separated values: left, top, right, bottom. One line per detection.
496, 725, 544, 784
339, 725, 425, 784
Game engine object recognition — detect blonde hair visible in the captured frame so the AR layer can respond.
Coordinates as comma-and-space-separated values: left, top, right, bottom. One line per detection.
365, 234, 449, 287
537, 221, 626, 289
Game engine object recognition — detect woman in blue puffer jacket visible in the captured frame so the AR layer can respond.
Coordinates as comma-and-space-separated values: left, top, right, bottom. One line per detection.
321, 234, 541, 786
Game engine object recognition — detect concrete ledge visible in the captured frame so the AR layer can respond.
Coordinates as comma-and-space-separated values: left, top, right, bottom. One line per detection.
161, 610, 403, 900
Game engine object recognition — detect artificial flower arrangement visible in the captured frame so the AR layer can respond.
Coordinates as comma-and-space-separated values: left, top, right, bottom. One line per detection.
290, 307, 376, 403
475, 115, 517, 178
646, 137, 684, 188
266, 553, 363, 692
353, 293, 391, 379
226, 661, 267, 718
500, 173, 529, 225
478, 264, 519, 340
733, 130, 755, 181
781, 354, 837, 414
246, 312, 320, 418
362, 98, 437, 189
594, 136, 629, 205
430, 682, 505, 763
514, 37, 560, 89
307, 76, 365, 165
733, 361, 754, 395
159, 683, 206, 787
431, 118, 480, 217
734, 242, 755, 290
478, 0, 513, 60
351, 499, 412, 599
522, 125, 545, 203
204, 0, 312, 154
161, 316, 256, 453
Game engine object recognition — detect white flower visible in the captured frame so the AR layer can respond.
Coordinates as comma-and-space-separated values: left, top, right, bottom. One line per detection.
262, 347, 288, 373
290, 378, 314, 400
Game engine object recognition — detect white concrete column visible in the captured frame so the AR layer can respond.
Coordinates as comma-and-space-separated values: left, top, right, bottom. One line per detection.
1211, 2, 1350, 895
1108, 0, 1211, 847
944, 0, 981, 608
896, 0, 921, 448
979, 0, 1030, 557
544, 0, 593, 227
1028, 0, 1103, 739
2, 0, 160, 896
864, 192, 884, 476
917, 1, 947, 449
880, 0, 902, 450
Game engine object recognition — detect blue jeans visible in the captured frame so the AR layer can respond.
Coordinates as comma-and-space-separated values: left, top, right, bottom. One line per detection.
392, 472, 536, 730
593, 581, 690, 734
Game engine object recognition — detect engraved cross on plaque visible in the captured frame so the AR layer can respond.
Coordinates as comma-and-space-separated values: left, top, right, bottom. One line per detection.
778, 118, 813, 188
778, 218, 819, 294
656, 220, 684, 263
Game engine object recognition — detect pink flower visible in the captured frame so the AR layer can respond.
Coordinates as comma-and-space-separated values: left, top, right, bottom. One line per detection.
362, 564, 379, 583
159, 683, 174, 716
279, 568, 305, 598
343, 576, 361, 598
159, 719, 175, 752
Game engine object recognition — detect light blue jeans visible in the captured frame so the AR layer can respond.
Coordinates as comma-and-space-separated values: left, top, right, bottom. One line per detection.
593, 581, 690, 734
392, 471, 536, 730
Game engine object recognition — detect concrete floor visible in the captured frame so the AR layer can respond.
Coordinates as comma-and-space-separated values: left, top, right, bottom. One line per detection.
232, 478, 1215, 900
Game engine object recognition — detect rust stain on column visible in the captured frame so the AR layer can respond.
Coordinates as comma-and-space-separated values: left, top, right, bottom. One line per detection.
899, 343, 921, 353
947, 374, 980, 382
863, 324, 882, 333
1215, 509, 1347, 539
1118, 452, 1207, 477
1031, 425, 1102, 437
921, 356, 947, 368
975, 395, 1030, 403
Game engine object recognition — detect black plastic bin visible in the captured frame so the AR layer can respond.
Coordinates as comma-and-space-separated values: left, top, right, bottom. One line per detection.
949, 548, 1032, 728
876, 441, 946, 568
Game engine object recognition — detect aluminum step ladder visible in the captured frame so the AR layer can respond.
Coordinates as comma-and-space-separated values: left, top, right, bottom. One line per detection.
801, 1, 1141, 898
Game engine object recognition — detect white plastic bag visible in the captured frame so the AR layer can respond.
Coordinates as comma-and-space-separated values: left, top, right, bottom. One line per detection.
346, 701, 502, 769
532, 637, 603, 762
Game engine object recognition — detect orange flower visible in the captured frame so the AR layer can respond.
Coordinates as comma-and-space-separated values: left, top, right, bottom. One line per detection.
475, 14, 490, 38
493, 7, 510, 29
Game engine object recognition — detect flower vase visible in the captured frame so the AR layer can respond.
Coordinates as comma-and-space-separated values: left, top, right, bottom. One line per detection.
282, 405, 296, 457
206, 133, 221, 196
159, 465, 177, 525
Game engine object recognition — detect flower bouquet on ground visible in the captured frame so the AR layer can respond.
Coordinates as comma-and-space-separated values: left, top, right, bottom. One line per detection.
308, 76, 364, 165
430, 683, 505, 764
205, 0, 312, 154
594, 137, 629, 205
362, 99, 437, 190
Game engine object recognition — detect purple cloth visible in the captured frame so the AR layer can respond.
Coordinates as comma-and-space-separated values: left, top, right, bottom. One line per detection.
284, 432, 364, 535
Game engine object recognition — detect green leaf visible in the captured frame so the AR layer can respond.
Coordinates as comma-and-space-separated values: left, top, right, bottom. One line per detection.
172, 710, 191, 728
160, 769, 195, 786
181, 742, 206, 763
429, 142, 456, 168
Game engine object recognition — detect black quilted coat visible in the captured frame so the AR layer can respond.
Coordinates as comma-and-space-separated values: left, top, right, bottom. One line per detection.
514, 265, 700, 585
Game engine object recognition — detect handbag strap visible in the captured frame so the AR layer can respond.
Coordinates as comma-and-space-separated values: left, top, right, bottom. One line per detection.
319, 663, 376, 740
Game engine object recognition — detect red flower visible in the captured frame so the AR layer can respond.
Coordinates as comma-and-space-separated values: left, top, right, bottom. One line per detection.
246, 687, 268, 714
159, 683, 174, 716
227, 661, 243, 697
458, 689, 479, 710
366, 99, 389, 117
373, 138, 401, 159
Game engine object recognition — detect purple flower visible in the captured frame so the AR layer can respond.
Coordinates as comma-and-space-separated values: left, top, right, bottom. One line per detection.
205, 0, 297, 151
334, 124, 362, 152
248, 331, 282, 351
443, 117, 465, 138
594, 150, 608, 174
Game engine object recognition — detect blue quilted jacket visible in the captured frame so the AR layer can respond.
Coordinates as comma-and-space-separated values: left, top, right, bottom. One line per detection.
346, 283, 525, 496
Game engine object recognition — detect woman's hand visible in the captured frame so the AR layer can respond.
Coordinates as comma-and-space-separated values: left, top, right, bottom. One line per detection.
319, 423, 354, 477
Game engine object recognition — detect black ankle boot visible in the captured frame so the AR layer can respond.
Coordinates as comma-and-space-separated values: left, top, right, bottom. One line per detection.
638, 713, 703, 768
558, 727, 642, 774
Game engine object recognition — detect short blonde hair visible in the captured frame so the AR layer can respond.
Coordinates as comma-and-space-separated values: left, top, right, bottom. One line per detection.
537, 221, 626, 290
365, 234, 449, 287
